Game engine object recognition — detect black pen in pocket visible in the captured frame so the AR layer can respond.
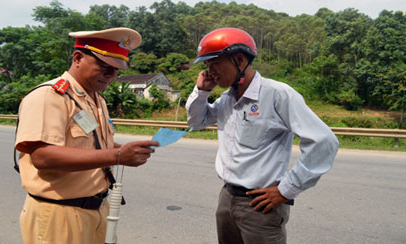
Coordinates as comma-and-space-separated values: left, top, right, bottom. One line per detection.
243, 111, 249, 121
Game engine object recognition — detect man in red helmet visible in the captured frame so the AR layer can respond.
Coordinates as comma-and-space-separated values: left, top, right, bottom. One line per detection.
186, 27, 339, 244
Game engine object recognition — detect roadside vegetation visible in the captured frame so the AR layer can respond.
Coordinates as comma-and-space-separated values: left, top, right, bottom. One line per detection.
1, 0, 405, 151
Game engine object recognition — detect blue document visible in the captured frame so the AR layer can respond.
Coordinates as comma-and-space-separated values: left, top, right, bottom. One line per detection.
152, 128, 193, 147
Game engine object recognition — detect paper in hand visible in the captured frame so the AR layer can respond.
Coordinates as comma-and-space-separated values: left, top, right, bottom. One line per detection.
152, 127, 193, 147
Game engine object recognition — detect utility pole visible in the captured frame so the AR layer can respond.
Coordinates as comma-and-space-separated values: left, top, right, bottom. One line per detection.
175, 97, 181, 121
395, 90, 405, 148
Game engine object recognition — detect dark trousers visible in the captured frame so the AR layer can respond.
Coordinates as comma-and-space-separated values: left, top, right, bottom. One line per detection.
216, 186, 290, 244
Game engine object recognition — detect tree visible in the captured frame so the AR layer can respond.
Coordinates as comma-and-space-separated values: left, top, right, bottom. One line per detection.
179, 13, 213, 53
126, 6, 157, 55
88, 4, 130, 28
126, 0, 189, 57
324, 8, 372, 64
157, 53, 189, 74
315, 8, 334, 19
33, 1, 89, 68
308, 54, 340, 100
373, 62, 406, 127
322, 8, 372, 108
149, 84, 169, 111
149, 84, 165, 100
362, 10, 406, 110
0, 27, 33, 81
130, 52, 158, 73
0, 74, 52, 113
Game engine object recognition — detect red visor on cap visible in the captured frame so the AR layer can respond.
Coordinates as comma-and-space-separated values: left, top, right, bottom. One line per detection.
74, 38, 130, 62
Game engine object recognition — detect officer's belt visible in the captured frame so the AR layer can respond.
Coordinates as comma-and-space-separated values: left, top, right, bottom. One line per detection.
224, 183, 294, 206
28, 190, 108, 210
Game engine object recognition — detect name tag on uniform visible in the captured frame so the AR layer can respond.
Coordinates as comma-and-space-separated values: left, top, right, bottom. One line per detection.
73, 110, 99, 135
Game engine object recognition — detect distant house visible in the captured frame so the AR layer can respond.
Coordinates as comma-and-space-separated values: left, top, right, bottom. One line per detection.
116, 73, 179, 102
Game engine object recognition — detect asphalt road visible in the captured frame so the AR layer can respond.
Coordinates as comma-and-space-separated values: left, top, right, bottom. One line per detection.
0, 125, 405, 244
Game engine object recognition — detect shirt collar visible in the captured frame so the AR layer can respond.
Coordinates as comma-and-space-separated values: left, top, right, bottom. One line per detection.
62, 72, 104, 108
61, 71, 86, 97
241, 71, 261, 101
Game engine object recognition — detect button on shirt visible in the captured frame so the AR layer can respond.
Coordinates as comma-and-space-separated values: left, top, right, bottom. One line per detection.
186, 72, 339, 199
15, 71, 114, 200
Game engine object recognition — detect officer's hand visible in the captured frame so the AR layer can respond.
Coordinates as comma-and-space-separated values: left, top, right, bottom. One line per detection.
118, 140, 160, 167
246, 186, 289, 214
197, 70, 216, 91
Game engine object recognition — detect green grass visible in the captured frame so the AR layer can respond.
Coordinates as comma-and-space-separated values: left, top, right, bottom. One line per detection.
115, 125, 218, 140
115, 125, 160, 136
184, 129, 218, 140
0, 119, 17, 126
335, 136, 406, 151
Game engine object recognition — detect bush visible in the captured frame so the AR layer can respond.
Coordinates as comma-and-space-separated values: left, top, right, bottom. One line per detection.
157, 53, 190, 74
130, 52, 158, 73
0, 74, 52, 114
336, 87, 364, 110
320, 115, 400, 128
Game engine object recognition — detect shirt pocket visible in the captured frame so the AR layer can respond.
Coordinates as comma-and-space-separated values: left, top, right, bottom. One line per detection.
237, 119, 268, 149
67, 124, 94, 149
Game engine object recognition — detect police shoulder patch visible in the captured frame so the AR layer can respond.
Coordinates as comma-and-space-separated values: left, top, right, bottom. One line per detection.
52, 79, 70, 94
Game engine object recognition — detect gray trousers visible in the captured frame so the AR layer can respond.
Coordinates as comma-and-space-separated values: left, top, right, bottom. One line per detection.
216, 186, 290, 244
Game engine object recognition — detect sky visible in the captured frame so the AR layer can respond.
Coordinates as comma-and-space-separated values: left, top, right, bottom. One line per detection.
1, 0, 405, 29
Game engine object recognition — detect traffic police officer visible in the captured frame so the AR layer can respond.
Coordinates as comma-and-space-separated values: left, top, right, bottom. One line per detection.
15, 27, 159, 243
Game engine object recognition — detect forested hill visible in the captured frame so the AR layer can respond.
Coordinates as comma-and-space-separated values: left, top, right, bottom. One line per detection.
0, 0, 405, 117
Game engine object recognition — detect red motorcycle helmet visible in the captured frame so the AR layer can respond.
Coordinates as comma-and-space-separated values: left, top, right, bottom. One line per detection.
193, 27, 257, 64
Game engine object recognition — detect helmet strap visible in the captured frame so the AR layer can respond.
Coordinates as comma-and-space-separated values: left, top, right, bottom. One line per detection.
230, 55, 252, 94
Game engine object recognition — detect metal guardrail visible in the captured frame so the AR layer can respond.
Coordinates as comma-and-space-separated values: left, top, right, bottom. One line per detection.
111, 118, 217, 130
331, 127, 406, 139
0, 114, 18, 119
1, 114, 405, 139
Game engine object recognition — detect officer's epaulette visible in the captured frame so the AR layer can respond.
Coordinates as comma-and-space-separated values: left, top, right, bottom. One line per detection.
52, 78, 70, 95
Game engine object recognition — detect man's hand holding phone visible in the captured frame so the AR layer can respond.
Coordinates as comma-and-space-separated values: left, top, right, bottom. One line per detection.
197, 70, 217, 91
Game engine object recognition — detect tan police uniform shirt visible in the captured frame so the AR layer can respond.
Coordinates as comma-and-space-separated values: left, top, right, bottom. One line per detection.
15, 71, 114, 200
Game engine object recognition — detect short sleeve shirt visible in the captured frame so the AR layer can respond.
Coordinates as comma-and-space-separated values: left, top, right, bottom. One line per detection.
15, 71, 114, 199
